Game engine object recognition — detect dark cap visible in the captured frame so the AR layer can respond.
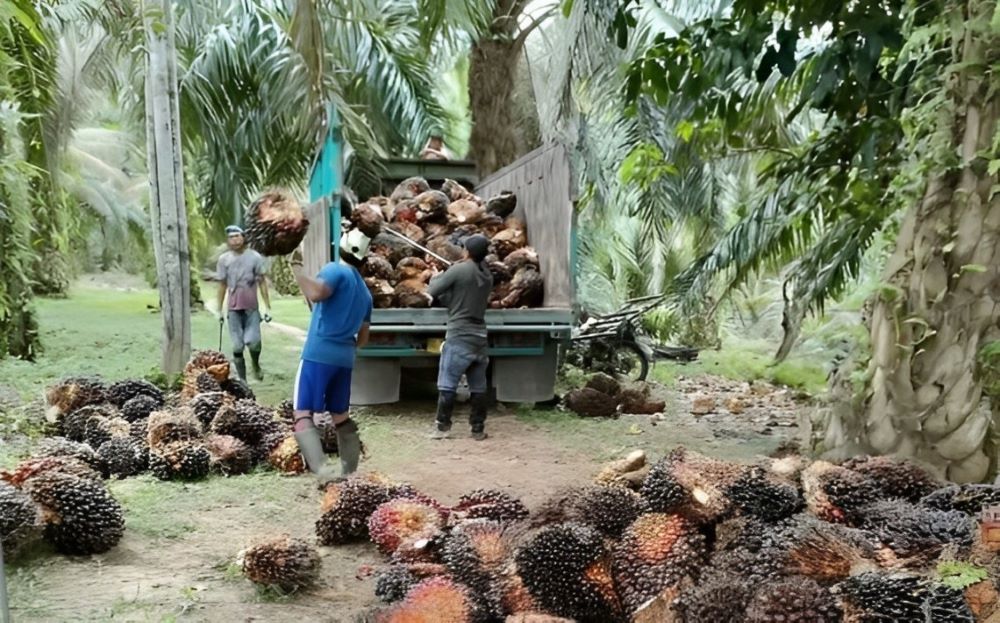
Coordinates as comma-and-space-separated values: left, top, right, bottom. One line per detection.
464, 234, 490, 262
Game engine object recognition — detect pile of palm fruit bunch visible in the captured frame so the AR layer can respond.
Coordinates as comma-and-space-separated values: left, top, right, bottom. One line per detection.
24, 350, 327, 485
352, 176, 544, 309
243, 189, 310, 257
324, 448, 999, 623
563, 372, 666, 418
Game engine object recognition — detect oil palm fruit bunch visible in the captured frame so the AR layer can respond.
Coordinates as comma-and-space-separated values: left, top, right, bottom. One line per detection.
744, 576, 842, 622
266, 435, 306, 474
268, 255, 301, 296
854, 499, 975, 561
611, 513, 705, 615
725, 465, 803, 522
106, 379, 164, 409
374, 565, 420, 603
834, 572, 931, 621
83, 414, 130, 450
2, 456, 103, 487
239, 535, 321, 593
204, 434, 253, 476
921, 483, 1000, 516
149, 441, 211, 480
368, 498, 446, 557
673, 567, 755, 623
22, 471, 124, 555
211, 400, 277, 447
60, 403, 117, 442
375, 576, 483, 623
147, 408, 203, 449
220, 377, 255, 401
45, 376, 107, 419
639, 456, 688, 514
190, 392, 230, 427
514, 522, 624, 622
442, 521, 521, 618
0, 481, 41, 558
121, 394, 163, 422
35, 437, 101, 470
840, 455, 940, 503
451, 489, 528, 524
96, 437, 148, 479
571, 485, 646, 538
243, 189, 310, 256
775, 516, 880, 584
316, 477, 393, 545
182, 350, 230, 399
801, 461, 883, 524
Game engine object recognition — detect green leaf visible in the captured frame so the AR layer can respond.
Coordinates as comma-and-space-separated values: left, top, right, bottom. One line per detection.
937, 561, 989, 590
961, 264, 988, 273
561, 0, 574, 18
676, 120, 694, 143
988, 159, 1000, 176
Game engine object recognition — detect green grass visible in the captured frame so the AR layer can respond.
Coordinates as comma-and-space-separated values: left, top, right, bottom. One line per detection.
650, 338, 827, 394
0, 285, 309, 407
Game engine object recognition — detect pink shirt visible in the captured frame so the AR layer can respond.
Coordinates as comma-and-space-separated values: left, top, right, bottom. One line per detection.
216, 250, 265, 311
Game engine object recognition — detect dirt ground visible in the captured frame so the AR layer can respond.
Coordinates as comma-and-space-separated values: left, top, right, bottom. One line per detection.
5, 392, 802, 623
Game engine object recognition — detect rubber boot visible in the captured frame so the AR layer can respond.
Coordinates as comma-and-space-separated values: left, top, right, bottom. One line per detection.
233, 353, 247, 381
335, 419, 361, 476
248, 344, 263, 381
432, 391, 456, 439
469, 392, 488, 440
294, 427, 338, 484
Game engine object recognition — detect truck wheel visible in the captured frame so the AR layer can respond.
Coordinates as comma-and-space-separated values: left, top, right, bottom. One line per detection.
612, 342, 649, 382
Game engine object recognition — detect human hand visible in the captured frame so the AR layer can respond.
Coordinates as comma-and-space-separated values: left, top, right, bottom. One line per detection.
290, 248, 304, 268
263, 313, 272, 323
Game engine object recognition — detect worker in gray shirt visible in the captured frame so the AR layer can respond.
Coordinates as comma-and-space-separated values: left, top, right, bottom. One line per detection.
428, 234, 493, 440
214, 225, 271, 381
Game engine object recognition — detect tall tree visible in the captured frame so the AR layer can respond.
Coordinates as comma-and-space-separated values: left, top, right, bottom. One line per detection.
616, 0, 1000, 481
143, 0, 191, 374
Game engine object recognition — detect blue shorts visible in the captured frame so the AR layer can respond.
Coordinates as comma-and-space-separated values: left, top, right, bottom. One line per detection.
294, 360, 353, 414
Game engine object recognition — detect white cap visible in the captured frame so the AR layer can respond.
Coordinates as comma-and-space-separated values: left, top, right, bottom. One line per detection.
340, 228, 370, 262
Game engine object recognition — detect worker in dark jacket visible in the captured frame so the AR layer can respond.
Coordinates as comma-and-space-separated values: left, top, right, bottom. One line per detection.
428, 235, 493, 440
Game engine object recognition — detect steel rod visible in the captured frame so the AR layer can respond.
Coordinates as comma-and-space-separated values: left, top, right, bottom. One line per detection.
382, 226, 454, 266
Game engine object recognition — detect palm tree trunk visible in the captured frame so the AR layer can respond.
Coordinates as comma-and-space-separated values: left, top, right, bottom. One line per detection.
144, 0, 192, 375
817, 1, 1000, 482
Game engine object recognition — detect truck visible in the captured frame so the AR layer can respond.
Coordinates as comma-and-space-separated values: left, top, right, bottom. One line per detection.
301, 108, 576, 405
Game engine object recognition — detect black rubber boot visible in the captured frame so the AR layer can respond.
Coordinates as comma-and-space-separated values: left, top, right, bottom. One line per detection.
432, 391, 456, 439
248, 344, 263, 381
233, 352, 247, 381
335, 418, 361, 476
469, 392, 488, 440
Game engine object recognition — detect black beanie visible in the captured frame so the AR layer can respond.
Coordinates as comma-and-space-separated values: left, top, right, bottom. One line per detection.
464, 234, 490, 262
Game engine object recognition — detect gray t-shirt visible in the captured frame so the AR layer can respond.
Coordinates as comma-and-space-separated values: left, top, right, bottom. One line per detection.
216, 249, 265, 310
428, 260, 493, 349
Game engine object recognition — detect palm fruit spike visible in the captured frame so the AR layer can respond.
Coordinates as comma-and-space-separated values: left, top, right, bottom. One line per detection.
147, 408, 203, 449
665, 446, 743, 523
571, 485, 646, 538
211, 399, 275, 445
368, 498, 446, 556
2, 456, 102, 487
97, 437, 148, 479
674, 569, 754, 623
841, 455, 941, 503
921, 484, 1000, 516
0, 481, 41, 559
801, 460, 883, 524
182, 371, 222, 400
926, 584, 975, 623
611, 513, 705, 615
725, 465, 803, 522
451, 489, 529, 523
35, 437, 101, 469
243, 189, 309, 256
856, 499, 975, 560
745, 576, 842, 622
204, 434, 253, 476
240, 535, 321, 592
121, 394, 163, 422
778, 515, 881, 583
84, 415, 130, 450
60, 403, 115, 442
106, 378, 164, 408
834, 572, 930, 621
23, 471, 124, 555
149, 441, 211, 481
316, 477, 393, 545
184, 349, 231, 381
375, 565, 420, 603
267, 435, 306, 474
375, 576, 482, 623
639, 456, 687, 514
45, 376, 106, 418
515, 523, 624, 622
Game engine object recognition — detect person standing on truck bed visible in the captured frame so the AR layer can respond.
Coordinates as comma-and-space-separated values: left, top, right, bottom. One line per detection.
428, 234, 494, 440
214, 225, 271, 381
288, 229, 373, 483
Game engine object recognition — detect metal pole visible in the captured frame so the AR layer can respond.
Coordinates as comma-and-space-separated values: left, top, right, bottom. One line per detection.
382, 226, 453, 267
0, 537, 11, 623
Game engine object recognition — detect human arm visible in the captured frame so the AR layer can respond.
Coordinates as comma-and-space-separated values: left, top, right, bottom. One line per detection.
357, 323, 370, 349
256, 256, 272, 320
290, 250, 335, 303
427, 267, 455, 300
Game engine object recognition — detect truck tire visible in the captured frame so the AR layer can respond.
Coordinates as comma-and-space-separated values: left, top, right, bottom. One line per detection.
612, 342, 649, 383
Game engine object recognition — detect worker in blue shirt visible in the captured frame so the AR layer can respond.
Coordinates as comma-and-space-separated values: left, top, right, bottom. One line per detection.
289, 228, 373, 482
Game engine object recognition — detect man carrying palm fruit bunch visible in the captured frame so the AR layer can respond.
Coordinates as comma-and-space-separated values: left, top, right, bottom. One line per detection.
214, 225, 271, 382
428, 234, 494, 441
289, 228, 373, 482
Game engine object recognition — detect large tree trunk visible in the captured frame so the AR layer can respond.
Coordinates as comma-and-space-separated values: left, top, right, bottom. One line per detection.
816, 2, 1000, 482
144, 0, 192, 375
467, 0, 540, 178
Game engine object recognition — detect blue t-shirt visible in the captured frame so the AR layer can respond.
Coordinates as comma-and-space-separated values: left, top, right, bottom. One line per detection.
301, 262, 373, 368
